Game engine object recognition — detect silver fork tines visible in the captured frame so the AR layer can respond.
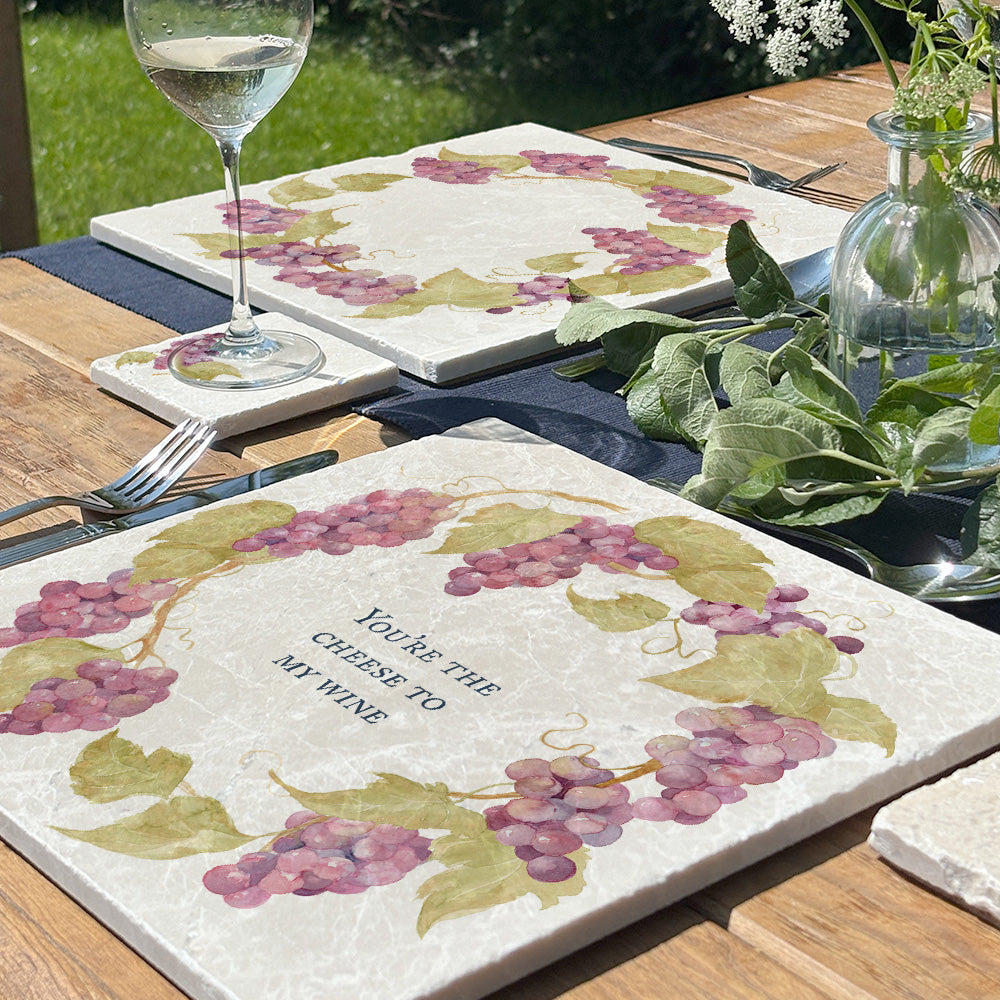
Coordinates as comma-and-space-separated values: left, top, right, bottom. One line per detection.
606, 137, 844, 192
0, 418, 217, 528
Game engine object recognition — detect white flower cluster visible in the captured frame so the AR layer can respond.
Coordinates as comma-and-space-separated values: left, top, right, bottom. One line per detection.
708, 0, 849, 75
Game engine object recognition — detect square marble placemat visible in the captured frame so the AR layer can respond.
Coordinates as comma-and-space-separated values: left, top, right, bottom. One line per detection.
90, 312, 398, 436
870, 750, 1000, 926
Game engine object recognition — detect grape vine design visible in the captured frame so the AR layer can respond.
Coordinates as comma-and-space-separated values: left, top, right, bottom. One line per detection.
0, 477, 895, 935
112, 144, 757, 380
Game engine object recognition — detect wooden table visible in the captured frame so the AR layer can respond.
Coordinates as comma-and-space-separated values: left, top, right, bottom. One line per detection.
2, 62, 1000, 1000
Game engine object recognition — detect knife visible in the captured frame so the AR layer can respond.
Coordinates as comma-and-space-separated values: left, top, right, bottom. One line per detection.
0, 449, 339, 571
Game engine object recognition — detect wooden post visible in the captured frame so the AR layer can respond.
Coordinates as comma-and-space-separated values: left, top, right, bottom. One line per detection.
0, 0, 39, 250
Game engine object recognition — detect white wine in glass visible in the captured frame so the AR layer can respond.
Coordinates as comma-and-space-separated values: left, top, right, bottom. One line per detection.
125, 0, 325, 389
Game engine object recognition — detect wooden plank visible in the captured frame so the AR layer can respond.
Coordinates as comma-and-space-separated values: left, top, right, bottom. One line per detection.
0, 843, 187, 1000
484, 904, 837, 1000
0, 328, 252, 543
691, 819, 1000, 1000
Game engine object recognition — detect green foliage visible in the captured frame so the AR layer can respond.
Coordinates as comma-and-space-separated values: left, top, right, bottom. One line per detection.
19, 2, 912, 243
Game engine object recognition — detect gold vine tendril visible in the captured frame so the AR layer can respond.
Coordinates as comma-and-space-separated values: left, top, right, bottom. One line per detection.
241, 750, 289, 796
640, 618, 713, 660
540, 713, 595, 756
805, 604, 893, 633
825, 653, 859, 682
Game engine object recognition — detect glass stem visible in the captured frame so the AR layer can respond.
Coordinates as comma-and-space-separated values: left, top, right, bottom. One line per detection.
218, 137, 261, 346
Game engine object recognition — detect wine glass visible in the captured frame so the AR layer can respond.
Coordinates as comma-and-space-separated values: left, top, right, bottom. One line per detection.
124, 0, 325, 390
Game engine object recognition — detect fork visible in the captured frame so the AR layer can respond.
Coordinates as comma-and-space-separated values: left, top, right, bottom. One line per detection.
605, 137, 844, 192
645, 477, 1000, 603
0, 418, 217, 528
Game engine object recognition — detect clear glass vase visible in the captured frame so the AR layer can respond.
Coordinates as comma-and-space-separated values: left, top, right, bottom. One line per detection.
829, 110, 1000, 479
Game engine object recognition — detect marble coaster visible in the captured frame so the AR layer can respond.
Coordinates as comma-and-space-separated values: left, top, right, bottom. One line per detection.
90, 313, 398, 437
869, 751, 1000, 926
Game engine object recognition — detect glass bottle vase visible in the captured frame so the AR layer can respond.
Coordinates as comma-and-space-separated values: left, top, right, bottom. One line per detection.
829, 110, 1000, 480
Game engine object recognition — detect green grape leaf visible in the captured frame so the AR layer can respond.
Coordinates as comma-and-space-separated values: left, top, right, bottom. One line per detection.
170, 360, 243, 382
69, 731, 192, 803
115, 350, 157, 369
271, 771, 485, 839
606, 167, 732, 196
54, 795, 255, 859
565, 586, 671, 631
180, 232, 287, 257
644, 628, 835, 712
416, 829, 586, 936
644, 628, 894, 753
333, 172, 409, 192
436, 147, 530, 174
616, 265, 712, 296
524, 253, 588, 274
280, 209, 351, 243
356, 269, 521, 318
129, 500, 297, 585
646, 223, 728, 255
801, 694, 896, 755
633, 515, 773, 610
268, 174, 339, 204
428, 504, 582, 555
0, 638, 127, 712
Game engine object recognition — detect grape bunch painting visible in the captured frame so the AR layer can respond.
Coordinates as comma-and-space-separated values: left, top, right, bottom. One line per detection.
0, 469, 894, 937
165, 139, 754, 341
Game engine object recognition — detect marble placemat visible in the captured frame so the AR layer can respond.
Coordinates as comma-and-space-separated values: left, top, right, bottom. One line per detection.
90, 312, 398, 436
2, 417, 998, 1000
869, 750, 1000, 926
91, 122, 849, 382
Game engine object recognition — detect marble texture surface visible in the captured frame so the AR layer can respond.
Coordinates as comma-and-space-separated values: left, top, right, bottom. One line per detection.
870, 750, 1000, 926
91, 123, 850, 382
89, 312, 398, 436
1, 419, 998, 1000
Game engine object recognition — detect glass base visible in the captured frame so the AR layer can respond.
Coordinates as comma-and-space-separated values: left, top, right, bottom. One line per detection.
168, 329, 325, 390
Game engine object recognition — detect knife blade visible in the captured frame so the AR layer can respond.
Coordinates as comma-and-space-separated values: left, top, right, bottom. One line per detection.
0, 449, 340, 571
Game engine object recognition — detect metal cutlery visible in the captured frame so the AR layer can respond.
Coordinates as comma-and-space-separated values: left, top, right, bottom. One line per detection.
0, 449, 340, 570
0, 418, 216, 528
605, 136, 844, 192
646, 477, 1000, 603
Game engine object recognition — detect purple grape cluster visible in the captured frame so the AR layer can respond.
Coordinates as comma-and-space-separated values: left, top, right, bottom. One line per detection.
223, 241, 362, 269
0, 659, 178, 736
217, 199, 308, 234
642, 185, 755, 226
632, 705, 836, 824
203, 810, 432, 908
444, 515, 679, 597
0, 571, 179, 649
277, 267, 419, 306
582, 226, 706, 274
232, 488, 459, 560
486, 275, 572, 315
484, 755, 633, 883
519, 149, 623, 178
412, 156, 502, 185
152, 332, 224, 371
680, 585, 865, 654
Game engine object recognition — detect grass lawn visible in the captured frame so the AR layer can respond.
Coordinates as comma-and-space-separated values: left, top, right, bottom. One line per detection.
21, 12, 484, 244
